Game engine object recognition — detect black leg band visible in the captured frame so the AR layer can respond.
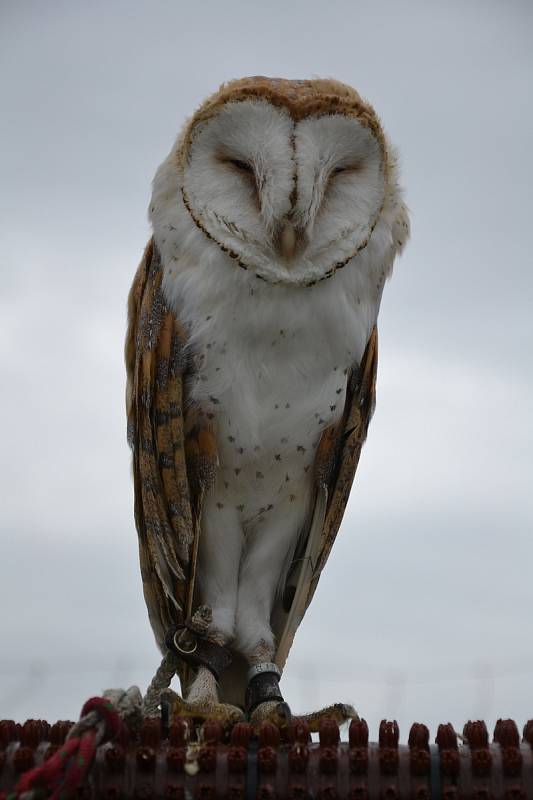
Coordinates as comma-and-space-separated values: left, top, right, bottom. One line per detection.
245, 670, 284, 715
165, 626, 232, 682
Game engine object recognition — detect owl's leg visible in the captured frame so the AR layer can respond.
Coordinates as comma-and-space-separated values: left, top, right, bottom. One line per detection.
197, 499, 244, 645
182, 499, 244, 721
234, 499, 305, 721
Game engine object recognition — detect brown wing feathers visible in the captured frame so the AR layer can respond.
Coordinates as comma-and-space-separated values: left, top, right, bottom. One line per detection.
321, 326, 377, 565
126, 240, 207, 648
272, 327, 378, 671
304, 326, 378, 610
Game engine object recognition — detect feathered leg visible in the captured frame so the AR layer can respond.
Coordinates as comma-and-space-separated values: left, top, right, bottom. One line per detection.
177, 498, 244, 721
234, 499, 305, 722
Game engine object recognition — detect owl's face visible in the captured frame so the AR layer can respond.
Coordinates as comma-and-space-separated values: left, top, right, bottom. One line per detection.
152, 78, 406, 288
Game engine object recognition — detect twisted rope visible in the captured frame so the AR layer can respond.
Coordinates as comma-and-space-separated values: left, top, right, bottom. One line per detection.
142, 607, 214, 717
8, 686, 148, 800
11, 696, 120, 800
7, 651, 182, 800
142, 651, 181, 717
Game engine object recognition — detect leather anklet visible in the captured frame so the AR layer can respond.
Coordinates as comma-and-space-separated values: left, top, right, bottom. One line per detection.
165, 625, 232, 682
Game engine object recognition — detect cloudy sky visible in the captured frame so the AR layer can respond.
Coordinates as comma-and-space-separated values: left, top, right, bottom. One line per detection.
1, 0, 532, 740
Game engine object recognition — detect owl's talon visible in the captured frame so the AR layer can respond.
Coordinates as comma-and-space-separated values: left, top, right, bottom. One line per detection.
172, 695, 245, 725
249, 699, 292, 725
296, 703, 359, 732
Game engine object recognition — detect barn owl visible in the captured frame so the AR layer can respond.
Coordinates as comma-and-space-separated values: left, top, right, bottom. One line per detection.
126, 76, 409, 722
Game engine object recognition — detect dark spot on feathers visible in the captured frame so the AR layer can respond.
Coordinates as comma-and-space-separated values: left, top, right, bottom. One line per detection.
237, 447, 244, 454
169, 402, 181, 418
235, 468, 241, 476
236, 504, 244, 512
285, 473, 290, 482
209, 395, 220, 404
281, 437, 288, 443
330, 404, 337, 412
216, 502, 224, 509
285, 402, 290, 408
336, 388, 342, 394
154, 410, 169, 426
256, 471, 264, 480
206, 412, 214, 420
267, 504, 273, 511
297, 445, 306, 453
274, 454, 281, 461
228, 435, 235, 442
142, 477, 157, 494
290, 494, 296, 502
224, 481, 229, 489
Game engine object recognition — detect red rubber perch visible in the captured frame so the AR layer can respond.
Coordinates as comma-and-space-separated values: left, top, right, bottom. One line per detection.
2, 715, 533, 799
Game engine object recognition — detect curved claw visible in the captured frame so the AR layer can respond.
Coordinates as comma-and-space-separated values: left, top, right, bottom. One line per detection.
298, 702, 359, 732
276, 701, 292, 725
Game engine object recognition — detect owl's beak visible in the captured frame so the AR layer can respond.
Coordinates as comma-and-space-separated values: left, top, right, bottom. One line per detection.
277, 222, 304, 264
279, 223, 297, 260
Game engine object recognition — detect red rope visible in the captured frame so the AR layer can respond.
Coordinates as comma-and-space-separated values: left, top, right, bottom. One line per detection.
10, 697, 122, 800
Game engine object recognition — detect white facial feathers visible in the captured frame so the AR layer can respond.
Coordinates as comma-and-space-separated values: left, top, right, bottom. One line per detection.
185, 101, 295, 246
151, 96, 408, 288
292, 114, 384, 254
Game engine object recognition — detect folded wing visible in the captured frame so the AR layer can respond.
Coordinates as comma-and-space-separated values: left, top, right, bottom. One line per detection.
273, 328, 378, 670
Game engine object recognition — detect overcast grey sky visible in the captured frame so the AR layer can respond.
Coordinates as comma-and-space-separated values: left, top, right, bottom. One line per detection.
1, 0, 532, 739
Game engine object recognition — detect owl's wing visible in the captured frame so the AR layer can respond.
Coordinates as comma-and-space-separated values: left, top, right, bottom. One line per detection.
273, 327, 378, 671
125, 239, 217, 650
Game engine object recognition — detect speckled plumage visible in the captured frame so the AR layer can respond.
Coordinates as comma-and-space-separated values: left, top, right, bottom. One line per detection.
126, 76, 409, 709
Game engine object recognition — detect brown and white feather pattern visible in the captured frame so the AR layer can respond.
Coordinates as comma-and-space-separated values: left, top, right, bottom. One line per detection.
126, 240, 218, 648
